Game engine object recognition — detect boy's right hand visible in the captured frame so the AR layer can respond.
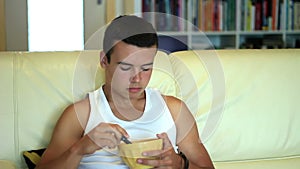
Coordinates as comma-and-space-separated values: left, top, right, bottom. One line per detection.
78, 122, 129, 155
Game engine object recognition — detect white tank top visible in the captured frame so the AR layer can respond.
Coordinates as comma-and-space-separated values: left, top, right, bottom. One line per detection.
78, 87, 177, 169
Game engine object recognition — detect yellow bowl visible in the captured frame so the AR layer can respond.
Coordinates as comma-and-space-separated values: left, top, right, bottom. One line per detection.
118, 138, 163, 169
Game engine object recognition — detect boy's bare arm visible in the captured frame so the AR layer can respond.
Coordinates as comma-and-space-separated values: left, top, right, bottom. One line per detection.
36, 98, 129, 169
36, 99, 90, 169
165, 96, 215, 169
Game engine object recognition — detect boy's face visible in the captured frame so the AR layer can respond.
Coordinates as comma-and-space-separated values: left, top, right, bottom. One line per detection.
102, 41, 157, 100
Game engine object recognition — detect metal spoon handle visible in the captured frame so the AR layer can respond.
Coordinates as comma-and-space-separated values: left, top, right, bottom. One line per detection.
121, 135, 132, 144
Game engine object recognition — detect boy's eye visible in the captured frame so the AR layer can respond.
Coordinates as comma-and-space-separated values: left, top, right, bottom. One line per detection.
118, 63, 153, 72
141, 66, 152, 71
120, 65, 132, 71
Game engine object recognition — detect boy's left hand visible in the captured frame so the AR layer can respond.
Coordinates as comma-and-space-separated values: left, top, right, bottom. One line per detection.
137, 132, 182, 168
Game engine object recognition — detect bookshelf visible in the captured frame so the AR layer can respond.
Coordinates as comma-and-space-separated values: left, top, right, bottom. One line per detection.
124, 0, 300, 49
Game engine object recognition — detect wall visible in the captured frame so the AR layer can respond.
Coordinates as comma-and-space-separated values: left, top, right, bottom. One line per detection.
5, 0, 28, 51
1, 0, 136, 51
0, 0, 5, 51
84, 0, 136, 50
2, 0, 107, 51
84, 0, 106, 46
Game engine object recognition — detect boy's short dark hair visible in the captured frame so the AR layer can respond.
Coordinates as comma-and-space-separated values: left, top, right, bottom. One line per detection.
103, 15, 158, 62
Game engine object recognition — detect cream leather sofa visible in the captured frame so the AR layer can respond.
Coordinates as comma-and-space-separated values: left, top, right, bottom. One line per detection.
1, 49, 299, 169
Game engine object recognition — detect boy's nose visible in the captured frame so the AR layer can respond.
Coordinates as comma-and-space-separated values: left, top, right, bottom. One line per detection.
130, 72, 141, 82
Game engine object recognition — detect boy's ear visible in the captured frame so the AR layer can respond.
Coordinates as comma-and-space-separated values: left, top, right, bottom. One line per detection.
100, 51, 108, 68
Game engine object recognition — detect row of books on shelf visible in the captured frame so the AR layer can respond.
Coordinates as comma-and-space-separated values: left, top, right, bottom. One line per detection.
193, 0, 300, 31
142, 0, 188, 31
192, 0, 236, 31
286, 0, 300, 30
241, 0, 300, 31
141, 0, 300, 32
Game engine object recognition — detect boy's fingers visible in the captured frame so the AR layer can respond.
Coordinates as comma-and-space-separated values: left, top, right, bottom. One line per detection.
157, 133, 173, 149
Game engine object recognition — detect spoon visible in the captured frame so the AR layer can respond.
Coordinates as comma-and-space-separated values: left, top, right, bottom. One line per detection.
121, 135, 132, 144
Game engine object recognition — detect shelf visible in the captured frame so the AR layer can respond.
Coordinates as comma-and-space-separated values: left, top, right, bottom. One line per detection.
239, 31, 284, 35
158, 31, 188, 36
192, 31, 236, 36
286, 30, 300, 34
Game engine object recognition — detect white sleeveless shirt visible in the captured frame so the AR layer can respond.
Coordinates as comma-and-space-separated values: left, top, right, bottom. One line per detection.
78, 87, 177, 169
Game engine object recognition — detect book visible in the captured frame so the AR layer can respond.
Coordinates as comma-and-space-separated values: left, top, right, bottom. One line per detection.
271, 0, 279, 30
262, 0, 269, 30
254, 0, 262, 30
294, 1, 300, 30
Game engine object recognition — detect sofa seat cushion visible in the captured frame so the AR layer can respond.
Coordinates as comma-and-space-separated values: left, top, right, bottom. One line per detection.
214, 156, 300, 169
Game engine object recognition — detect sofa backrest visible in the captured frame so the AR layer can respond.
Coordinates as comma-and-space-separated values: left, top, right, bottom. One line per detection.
170, 49, 300, 162
1, 49, 300, 168
0, 52, 15, 166
0, 50, 175, 168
